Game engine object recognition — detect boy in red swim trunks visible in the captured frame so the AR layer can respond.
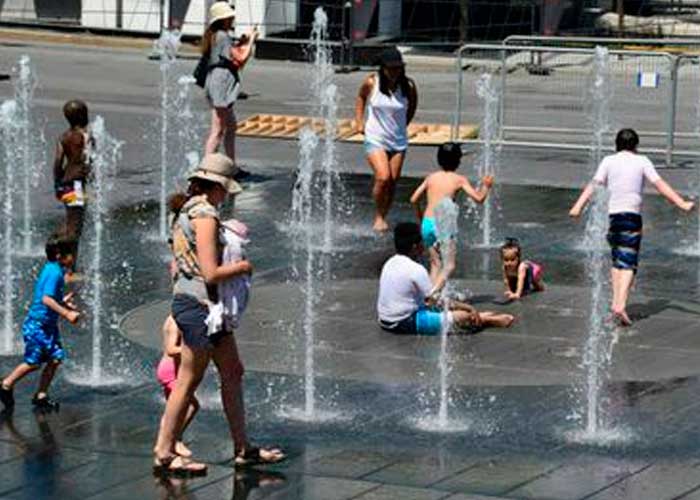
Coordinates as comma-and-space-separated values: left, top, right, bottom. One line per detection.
156, 315, 200, 457
53, 100, 93, 271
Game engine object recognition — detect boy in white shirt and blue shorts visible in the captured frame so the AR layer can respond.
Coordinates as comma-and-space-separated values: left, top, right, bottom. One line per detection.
569, 128, 694, 325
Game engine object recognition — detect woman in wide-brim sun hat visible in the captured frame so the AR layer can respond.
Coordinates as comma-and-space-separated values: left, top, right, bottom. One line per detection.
153, 153, 285, 475
201, 2, 258, 172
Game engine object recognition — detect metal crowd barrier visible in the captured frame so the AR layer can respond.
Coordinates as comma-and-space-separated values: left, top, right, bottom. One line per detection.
503, 34, 700, 48
452, 43, 700, 165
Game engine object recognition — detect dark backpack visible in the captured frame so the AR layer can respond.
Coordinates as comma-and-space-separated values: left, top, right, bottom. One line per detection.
193, 52, 209, 88
193, 52, 240, 89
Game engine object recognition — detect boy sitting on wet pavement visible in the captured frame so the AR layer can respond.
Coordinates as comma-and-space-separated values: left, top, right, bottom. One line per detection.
377, 222, 514, 335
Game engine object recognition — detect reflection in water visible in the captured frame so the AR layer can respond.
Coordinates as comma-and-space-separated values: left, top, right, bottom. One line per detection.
613, 378, 691, 407
1, 410, 58, 495
154, 476, 194, 500
155, 468, 287, 500
233, 469, 286, 500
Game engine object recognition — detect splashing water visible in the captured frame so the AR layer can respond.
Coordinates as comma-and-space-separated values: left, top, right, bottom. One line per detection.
174, 75, 201, 184
677, 54, 700, 257
436, 198, 458, 428
574, 46, 616, 441
413, 198, 471, 432
0, 101, 22, 354
310, 7, 341, 254
14, 56, 44, 256
156, 34, 179, 240
282, 8, 344, 421
153, 29, 182, 61
77, 116, 125, 385
473, 74, 501, 248
289, 128, 321, 420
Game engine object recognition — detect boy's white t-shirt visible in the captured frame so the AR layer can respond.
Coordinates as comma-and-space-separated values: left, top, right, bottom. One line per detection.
593, 151, 661, 214
377, 254, 433, 323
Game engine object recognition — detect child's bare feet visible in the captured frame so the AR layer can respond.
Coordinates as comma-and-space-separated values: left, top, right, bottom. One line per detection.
497, 314, 515, 328
373, 217, 390, 232
612, 309, 632, 326
478, 312, 515, 329
175, 441, 192, 458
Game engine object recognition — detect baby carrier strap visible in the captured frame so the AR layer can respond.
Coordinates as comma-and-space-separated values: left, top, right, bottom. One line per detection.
170, 196, 219, 283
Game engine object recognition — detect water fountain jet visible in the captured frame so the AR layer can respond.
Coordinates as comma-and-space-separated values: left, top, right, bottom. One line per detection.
14, 55, 43, 256
67, 116, 125, 386
281, 7, 344, 422
414, 199, 470, 433
568, 47, 629, 444
473, 74, 501, 249
0, 100, 22, 354
156, 32, 180, 240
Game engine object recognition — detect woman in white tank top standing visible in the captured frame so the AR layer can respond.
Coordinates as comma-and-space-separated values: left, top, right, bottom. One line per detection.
355, 48, 418, 232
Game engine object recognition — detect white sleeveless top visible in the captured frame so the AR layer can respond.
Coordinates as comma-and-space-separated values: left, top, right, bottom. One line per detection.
364, 76, 409, 152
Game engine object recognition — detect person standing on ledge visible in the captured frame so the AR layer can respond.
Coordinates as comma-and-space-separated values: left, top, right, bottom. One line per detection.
201, 2, 258, 178
355, 47, 418, 232
569, 128, 694, 326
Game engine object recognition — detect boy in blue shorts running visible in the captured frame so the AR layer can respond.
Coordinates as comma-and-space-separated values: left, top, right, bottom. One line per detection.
0, 237, 81, 412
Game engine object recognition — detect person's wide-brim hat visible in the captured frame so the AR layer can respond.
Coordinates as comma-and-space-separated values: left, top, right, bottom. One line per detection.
209, 2, 235, 26
188, 153, 242, 194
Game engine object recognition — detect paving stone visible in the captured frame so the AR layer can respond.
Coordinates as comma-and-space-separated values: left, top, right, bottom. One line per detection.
0, 449, 98, 497
442, 495, 513, 500
363, 454, 479, 488
302, 449, 399, 479
432, 457, 563, 496
506, 458, 649, 499
262, 475, 378, 500
353, 484, 451, 500
585, 462, 700, 500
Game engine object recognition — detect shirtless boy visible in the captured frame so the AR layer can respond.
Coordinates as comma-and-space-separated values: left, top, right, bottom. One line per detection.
410, 142, 493, 289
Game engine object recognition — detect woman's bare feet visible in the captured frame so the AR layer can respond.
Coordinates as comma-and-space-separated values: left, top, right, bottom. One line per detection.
175, 441, 192, 458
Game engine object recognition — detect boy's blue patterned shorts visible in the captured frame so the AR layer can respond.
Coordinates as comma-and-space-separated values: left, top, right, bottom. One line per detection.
607, 212, 643, 273
22, 320, 65, 366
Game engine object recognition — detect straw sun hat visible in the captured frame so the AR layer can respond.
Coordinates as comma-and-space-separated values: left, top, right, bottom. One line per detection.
209, 2, 235, 26
189, 153, 242, 194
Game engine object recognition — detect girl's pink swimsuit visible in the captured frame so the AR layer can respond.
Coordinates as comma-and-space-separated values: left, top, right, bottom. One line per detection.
156, 356, 177, 395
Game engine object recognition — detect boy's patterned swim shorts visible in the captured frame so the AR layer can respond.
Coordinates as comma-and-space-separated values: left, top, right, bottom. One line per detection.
22, 320, 65, 366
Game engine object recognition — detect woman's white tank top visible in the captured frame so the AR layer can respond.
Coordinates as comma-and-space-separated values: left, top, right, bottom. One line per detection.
364, 76, 408, 152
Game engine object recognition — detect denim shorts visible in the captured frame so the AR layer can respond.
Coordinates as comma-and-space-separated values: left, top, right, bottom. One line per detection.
172, 294, 230, 350
364, 140, 405, 157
